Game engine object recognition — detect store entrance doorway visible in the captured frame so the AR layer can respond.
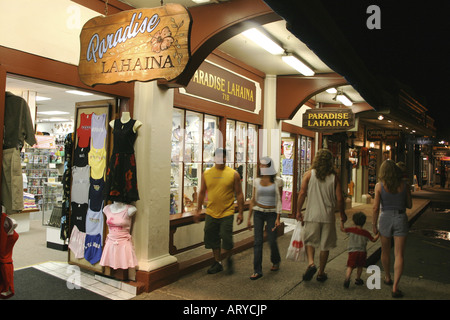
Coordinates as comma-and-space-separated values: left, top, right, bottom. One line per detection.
5, 74, 114, 270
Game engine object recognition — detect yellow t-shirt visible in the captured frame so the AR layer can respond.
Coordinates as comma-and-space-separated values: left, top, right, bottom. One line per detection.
203, 166, 236, 219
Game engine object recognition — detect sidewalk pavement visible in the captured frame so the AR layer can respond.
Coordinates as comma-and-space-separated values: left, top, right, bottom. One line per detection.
132, 190, 450, 301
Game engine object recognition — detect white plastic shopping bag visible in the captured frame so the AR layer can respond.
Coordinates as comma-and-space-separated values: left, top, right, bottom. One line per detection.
286, 221, 306, 262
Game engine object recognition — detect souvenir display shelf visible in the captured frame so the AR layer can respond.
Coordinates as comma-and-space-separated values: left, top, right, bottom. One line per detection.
23, 148, 61, 210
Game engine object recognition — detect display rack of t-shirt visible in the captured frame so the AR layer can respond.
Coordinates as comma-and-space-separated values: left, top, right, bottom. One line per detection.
68, 110, 108, 267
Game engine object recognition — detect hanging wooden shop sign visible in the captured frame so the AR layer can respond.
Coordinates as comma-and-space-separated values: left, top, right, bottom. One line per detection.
302, 108, 355, 132
78, 4, 191, 86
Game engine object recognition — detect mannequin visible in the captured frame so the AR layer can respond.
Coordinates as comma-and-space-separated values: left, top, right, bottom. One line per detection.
109, 112, 142, 133
100, 202, 138, 280
105, 111, 141, 203
109, 201, 137, 216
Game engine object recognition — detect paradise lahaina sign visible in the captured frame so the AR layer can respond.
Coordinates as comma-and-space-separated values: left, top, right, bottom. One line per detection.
302, 108, 355, 132
78, 4, 191, 86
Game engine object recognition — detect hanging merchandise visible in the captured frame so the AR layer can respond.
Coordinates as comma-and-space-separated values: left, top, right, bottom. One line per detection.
76, 113, 92, 148
282, 190, 292, 211
73, 144, 90, 167
282, 158, 294, 175
84, 233, 102, 265
60, 133, 73, 241
104, 113, 142, 203
71, 165, 90, 205
100, 203, 138, 270
68, 225, 86, 259
70, 202, 88, 233
0, 211, 19, 299
88, 178, 105, 211
2, 92, 37, 214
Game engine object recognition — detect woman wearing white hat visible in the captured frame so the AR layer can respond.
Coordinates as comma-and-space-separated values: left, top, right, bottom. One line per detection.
247, 156, 283, 280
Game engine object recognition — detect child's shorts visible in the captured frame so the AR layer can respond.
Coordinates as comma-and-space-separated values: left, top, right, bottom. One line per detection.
347, 251, 367, 268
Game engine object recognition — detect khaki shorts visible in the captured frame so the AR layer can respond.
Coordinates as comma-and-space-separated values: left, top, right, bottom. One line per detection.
303, 221, 337, 251
1, 148, 24, 213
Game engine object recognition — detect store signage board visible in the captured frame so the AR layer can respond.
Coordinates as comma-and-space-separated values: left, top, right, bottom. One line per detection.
179, 60, 261, 113
302, 108, 355, 132
368, 129, 402, 141
78, 4, 191, 86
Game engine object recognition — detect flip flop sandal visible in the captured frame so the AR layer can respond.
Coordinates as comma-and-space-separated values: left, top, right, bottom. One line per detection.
270, 264, 280, 271
316, 273, 328, 282
392, 290, 404, 298
302, 264, 317, 281
250, 273, 263, 280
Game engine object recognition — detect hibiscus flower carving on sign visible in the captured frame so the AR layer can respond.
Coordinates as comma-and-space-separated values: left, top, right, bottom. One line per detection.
78, 4, 191, 86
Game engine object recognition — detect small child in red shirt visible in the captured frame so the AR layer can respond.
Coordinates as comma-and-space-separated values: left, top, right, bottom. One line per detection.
341, 212, 379, 288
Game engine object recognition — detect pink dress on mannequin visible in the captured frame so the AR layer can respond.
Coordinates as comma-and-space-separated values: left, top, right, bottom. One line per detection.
100, 204, 138, 269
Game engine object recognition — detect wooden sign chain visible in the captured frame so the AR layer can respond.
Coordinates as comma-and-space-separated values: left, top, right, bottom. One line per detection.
104, 0, 109, 16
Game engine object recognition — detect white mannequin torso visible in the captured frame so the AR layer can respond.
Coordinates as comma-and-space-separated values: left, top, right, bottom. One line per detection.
107, 201, 136, 216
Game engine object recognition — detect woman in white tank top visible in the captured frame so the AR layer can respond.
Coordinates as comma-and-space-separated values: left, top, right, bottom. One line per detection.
296, 149, 347, 282
247, 157, 283, 280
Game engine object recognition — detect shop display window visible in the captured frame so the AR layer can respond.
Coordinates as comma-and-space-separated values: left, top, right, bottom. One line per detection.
170, 109, 258, 215
226, 120, 258, 201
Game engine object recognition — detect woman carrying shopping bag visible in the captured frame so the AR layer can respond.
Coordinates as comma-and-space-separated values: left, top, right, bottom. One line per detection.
247, 157, 283, 280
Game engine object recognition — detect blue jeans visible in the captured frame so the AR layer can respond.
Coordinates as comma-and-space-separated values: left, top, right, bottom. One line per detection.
253, 210, 281, 274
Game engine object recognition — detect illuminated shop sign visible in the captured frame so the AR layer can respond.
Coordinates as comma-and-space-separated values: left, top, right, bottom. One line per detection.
78, 4, 191, 86
179, 60, 261, 113
302, 108, 355, 132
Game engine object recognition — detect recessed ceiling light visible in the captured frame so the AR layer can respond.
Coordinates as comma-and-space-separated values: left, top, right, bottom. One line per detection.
36, 96, 51, 101
37, 111, 70, 115
66, 90, 93, 96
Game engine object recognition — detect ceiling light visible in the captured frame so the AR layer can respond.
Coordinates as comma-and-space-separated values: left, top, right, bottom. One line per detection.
36, 96, 51, 101
326, 88, 337, 94
282, 54, 315, 76
192, 0, 210, 3
66, 90, 93, 96
242, 28, 285, 55
377, 115, 384, 120
336, 92, 353, 106
37, 111, 70, 115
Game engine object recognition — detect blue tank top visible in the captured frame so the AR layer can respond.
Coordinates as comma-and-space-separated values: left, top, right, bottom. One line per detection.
380, 182, 406, 210
256, 182, 276, 207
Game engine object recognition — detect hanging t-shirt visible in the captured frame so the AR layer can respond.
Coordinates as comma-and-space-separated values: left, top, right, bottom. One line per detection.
89, 177, 105, 211
73, 145, 90, 167
71, 165, 90, 204
71, 202, 88, 233
77, 113, 92, 148
88, 147, 107, 179
91, 113, 107, 149
86, 203, 104, 242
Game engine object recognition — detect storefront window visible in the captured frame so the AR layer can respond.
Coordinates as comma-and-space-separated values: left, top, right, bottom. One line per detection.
171, 109, 259, 215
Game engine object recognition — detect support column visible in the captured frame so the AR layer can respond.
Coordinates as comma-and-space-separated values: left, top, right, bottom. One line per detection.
262, 75, 281, 165
132, 81, 178, 291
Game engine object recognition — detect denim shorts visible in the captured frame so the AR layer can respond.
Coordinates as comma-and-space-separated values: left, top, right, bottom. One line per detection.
379, 210, 409, 237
